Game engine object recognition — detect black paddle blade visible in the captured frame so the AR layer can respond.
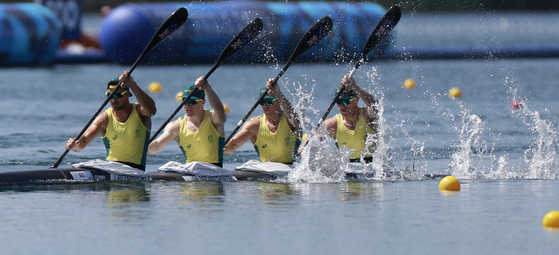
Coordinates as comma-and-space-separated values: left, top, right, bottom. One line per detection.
362, 5, 401, 56
51, 7, 188, 169
141, 7, 189, 58
288, 16, 333, 62
151, 18, 262, 143
217, 18, 264, 63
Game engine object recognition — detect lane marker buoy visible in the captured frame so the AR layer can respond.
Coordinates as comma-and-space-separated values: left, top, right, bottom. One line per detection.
449, 87, 462, 98
439, 176, 460, 191
404, 78, 416, 90
148, 82, 162, 93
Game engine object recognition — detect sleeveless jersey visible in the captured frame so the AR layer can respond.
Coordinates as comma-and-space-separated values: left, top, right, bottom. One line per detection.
178, 110, 224, 164
253, 114, 299, 163
335, 108, 375, 160
102, 103, 150, 169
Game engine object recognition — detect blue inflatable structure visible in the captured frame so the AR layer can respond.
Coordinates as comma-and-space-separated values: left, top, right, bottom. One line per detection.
0, 3, 61, 66
99, 1, 390, 65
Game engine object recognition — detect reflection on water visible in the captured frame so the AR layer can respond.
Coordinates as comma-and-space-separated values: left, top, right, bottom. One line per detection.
255, 182, 298, 205
339, 182, 384, 202
180, 181, 225, 206
105, 183, 149, 220
108, 187, 149, 204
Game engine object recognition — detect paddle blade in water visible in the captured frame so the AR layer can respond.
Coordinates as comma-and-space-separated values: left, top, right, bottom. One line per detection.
362, 5, 401, 56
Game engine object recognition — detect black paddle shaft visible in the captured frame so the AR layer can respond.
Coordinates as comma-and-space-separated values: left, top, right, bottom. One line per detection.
51, 7, 188, 168
318, 5, 401, 125
224, 16, 333, 145
149, 18, 264, 143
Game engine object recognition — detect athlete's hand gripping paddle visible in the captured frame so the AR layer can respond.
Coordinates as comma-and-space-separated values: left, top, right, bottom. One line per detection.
225, 16, 334, 145
52, 7, 189, 168
149, 18, 264, 143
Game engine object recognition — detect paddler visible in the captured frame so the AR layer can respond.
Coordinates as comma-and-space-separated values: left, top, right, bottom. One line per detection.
224, 79, 301, 164
148, 77, 227, 167
322, 74, 378, 163
66, 71, 157, 170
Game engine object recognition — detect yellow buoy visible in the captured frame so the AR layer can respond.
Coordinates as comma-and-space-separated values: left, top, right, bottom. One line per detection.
403, 78, 416, 90
449, 87, 462, 98
543, 211, 559, 229
223, 103, 230, 113
439, 176, 460, 191
175, 91, 183, 102
148, 82, 162, 93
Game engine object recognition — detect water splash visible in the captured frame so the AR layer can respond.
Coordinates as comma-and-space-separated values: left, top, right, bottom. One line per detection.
360, 94, 396, 180
513, 102, 559, 179
393, 120, 428, 180
290, 134, 348, 183
507, 84, 559, 179
448, 104, 487, 179
282, 77, 346, 183
286, 65, 407, 182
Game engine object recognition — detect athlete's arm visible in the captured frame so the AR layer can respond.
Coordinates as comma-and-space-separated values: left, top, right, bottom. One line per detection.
224, 117, 260, 156
66, 112, 108, 152
148, 120, 180, 155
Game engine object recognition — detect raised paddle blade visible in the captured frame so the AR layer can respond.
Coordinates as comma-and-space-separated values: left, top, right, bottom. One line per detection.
131, 7, 189, 73
288, 16, 333, 65
270, 16, 333, 85
215, 18, 263, 67
52, 7, 189, 169
318, 6, 401, 126
224, 16, 333, 145
149, 18, 264, 143
362, 5, 401, 57
204, 17, 264, 78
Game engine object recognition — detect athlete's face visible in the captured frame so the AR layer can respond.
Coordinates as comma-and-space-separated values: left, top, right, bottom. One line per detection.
183, 98, 205, 116
337, 97, 359, 116
260, 98, 280, 115
107, 89, 129, 110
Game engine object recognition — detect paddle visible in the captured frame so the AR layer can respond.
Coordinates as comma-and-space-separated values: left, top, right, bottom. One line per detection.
51, 7, 189, 169
224, 16, 334, 145
149, 17, 264, 143
318, 5, 401, 125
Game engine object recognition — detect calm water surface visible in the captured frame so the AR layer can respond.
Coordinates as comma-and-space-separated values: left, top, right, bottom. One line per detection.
1, 12, 559, 254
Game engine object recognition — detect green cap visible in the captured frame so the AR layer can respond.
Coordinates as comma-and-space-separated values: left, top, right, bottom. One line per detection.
258, 86, 277, 100
181, 84, 205, 100
333, 86, 357, 100
107, 77, 131, 95
107, 77, 119, 89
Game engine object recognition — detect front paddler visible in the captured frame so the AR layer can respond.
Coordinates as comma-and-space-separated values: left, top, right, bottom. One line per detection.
322, 74, 378, 163
148, 77, 227, 167
66, 71, 157, 170
224, 79, 301, 164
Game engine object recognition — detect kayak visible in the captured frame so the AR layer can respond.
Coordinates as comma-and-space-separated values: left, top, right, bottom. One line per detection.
0, 160, 237, 185
0, 160, 446, 185
231, 160, 448, 180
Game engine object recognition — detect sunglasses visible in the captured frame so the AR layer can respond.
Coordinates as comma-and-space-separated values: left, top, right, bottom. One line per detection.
106, 90, 128, 99
336, 97, 357, 106
183, 98, 203, 105
259, 98, 277, 106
